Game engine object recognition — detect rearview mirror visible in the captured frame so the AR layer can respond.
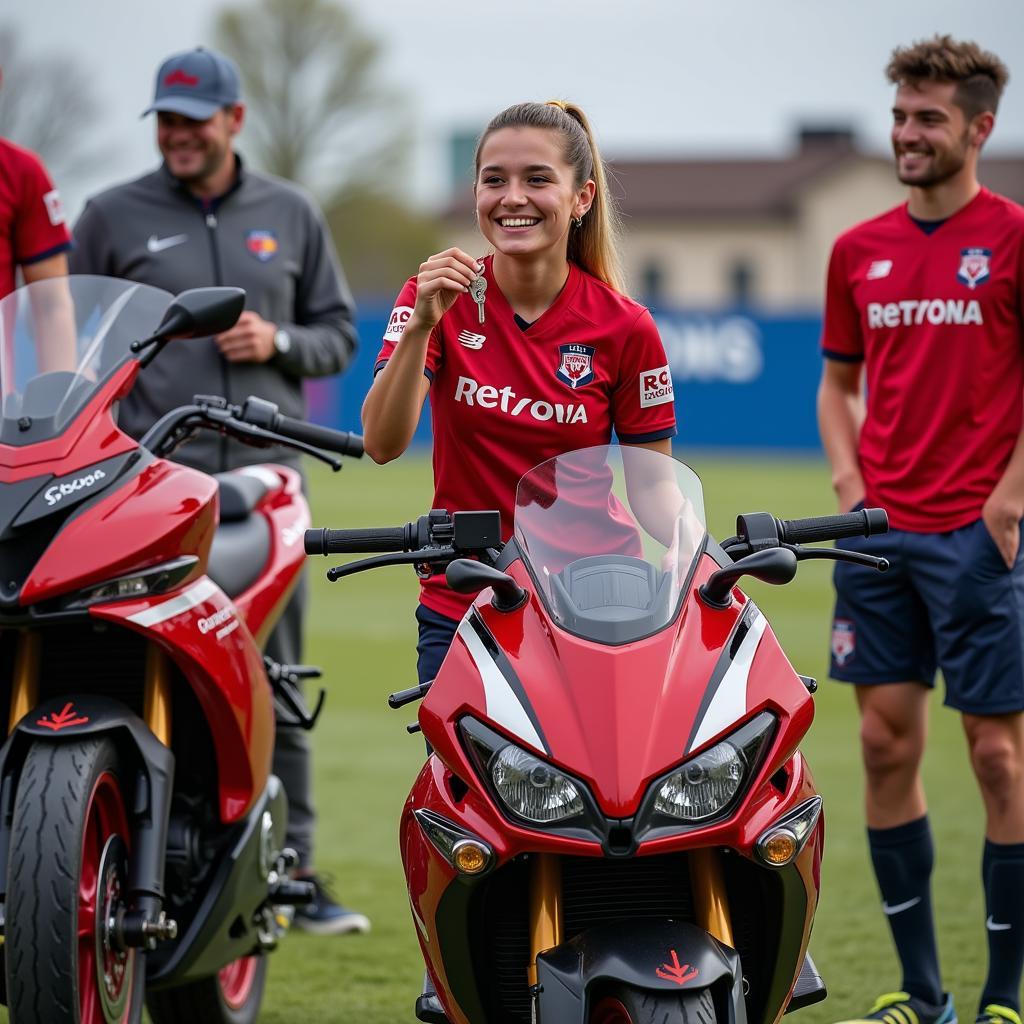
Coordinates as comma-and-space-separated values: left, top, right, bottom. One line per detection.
152, 287, 245, 341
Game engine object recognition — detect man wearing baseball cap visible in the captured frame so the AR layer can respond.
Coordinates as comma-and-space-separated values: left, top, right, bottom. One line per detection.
70, 47, 367, 936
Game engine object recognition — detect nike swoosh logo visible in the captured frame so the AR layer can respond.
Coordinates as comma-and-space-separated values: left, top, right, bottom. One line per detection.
882, 897, 922, 916
987, 915, 1012, 931
146, 234, 188, 253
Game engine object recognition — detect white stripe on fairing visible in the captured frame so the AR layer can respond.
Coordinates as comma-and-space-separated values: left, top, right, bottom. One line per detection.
457, 619, 544, 753
688, 608, 768, 752
236, 465, 281, 489
127, 578, 219, 628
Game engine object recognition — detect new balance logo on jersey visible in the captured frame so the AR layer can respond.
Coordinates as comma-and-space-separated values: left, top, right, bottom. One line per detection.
866, 260, 893, 280
458, 330, 486, 349
454, 376, 589, 424
866, 299, 983, 328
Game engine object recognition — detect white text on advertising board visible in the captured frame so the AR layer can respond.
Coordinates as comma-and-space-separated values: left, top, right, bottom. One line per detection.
655, 316, 763, 384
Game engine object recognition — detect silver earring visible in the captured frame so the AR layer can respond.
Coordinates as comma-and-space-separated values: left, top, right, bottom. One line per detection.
573, 216, 583, 228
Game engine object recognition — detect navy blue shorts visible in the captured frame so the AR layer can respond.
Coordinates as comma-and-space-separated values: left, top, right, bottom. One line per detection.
830, 517, 1024, 714
416, 604, 460, 686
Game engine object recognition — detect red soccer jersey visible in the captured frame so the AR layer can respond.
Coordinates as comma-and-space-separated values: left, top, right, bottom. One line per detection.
821, 188, 1024, 533
376, 255, 677, 619
0, 139, 72, 298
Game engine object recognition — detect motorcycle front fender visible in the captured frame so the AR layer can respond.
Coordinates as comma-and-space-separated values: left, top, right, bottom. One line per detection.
535, 919, 746, 1024
0, 695, 174, 907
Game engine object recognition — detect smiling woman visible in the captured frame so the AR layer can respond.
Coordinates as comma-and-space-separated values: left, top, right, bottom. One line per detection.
359, 99, 680, 1016
360, 106, 679, 701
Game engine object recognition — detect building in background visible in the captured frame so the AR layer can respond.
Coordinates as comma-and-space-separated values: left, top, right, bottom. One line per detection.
443, 127, 1024, 310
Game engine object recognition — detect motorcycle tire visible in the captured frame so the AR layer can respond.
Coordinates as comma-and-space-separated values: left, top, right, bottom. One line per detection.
146, 955, 268, 1024
5, 737, 143, 1024
590, 985, 717, 1024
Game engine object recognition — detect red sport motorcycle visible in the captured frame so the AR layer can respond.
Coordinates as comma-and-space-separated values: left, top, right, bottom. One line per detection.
0, 275, 362, 1023
306, 444, 888, 1024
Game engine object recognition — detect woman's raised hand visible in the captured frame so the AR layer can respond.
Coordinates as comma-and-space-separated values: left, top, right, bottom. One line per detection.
410, 248, 482, 331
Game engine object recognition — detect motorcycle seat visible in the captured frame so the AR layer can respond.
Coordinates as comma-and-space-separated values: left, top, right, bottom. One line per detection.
208, 516, 271, 598
214, 471, 274, 523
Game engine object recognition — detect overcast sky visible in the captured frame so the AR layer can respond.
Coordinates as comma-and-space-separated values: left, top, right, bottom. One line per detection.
7, 0, 1024, 217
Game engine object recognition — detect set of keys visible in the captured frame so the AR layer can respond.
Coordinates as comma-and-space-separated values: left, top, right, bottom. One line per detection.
468, 273, 487, 324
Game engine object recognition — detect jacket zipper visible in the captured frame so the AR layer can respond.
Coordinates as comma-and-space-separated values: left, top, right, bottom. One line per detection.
204, 210, 230, 472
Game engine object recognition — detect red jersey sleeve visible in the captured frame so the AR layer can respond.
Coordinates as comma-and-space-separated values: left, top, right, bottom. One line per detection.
821, 237, 863, 361
374, 277, 443, 381
14, 150, 71, 265
611, 309, 678, 444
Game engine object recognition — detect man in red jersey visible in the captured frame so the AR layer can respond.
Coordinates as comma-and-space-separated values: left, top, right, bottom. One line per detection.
0, 77, 72, 297
819, 36, 1024, 1024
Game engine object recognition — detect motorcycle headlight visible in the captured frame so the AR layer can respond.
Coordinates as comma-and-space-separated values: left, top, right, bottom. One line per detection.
654, 741, 746, 820
643, 711, 777, 827
491, 744, 585, 823
460, 718, 590, 827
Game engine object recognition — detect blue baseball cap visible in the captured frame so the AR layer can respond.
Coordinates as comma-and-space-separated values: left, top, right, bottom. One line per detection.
143, 47, 241, 120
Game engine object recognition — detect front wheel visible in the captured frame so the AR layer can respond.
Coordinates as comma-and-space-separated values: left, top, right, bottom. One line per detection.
590, 985, 717, 1024
146, 955, 268, 1024
5, 737, 142, 1023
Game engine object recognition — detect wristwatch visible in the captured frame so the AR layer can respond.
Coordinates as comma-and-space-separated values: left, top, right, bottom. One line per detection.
273, 328, 292, 355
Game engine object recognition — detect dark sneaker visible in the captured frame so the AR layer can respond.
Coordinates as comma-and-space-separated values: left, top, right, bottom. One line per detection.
835, 992, 957, 1024
292, 874, 371, 935
976, 1007, 1022, 1024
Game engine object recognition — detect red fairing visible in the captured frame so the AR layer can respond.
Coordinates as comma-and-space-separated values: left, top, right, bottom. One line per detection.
21, 458, 217, 605
228, 465, 309, 646
0, 362, 138, 478
420, 552, 814, 823
91, 582, 273, 822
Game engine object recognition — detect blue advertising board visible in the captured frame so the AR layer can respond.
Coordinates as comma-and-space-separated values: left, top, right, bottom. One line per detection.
307, 304, 826, 452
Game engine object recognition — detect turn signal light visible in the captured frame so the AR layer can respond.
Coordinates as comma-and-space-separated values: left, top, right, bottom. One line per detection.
759, 828, 798, 865
452, 840, 491, 876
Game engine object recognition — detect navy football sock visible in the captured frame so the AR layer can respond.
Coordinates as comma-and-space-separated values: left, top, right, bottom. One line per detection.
868, 816, 943, 1005
980, 839, 1024, 1014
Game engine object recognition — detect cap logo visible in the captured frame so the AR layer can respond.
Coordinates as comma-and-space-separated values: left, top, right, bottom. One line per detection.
165, 68, 200, 88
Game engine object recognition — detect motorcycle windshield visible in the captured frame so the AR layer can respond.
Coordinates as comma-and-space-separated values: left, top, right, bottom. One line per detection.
0, 275, 174, 445
513, 445, 707, 645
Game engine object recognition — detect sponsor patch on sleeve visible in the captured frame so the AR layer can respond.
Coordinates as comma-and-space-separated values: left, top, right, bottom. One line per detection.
383, 305, 414, 343
639, 365, 674, 408
43, 189, 65, 227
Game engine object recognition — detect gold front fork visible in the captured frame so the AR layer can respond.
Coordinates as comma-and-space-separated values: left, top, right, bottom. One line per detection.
689, 847, 735, 947
528, 854, 563, 988
143, 645, 173, 746
8, 631, 41, 733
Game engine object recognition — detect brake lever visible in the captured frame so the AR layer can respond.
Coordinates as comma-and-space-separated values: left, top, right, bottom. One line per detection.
326, 545, 458, 582
790, 545, 889, 572
222, 418, 343, 470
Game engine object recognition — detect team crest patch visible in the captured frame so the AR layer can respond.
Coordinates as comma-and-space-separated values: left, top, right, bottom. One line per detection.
957, 248, 991, 289
246, 230, 279, 262
831, 619, 855, 667
555, 344, 595, 389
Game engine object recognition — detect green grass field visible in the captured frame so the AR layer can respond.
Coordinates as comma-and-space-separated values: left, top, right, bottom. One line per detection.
244, 452, 986, 1023
2, 453, 987, 1023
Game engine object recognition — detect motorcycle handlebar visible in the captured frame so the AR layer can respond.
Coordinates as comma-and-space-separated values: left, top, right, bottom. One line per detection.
274, 415, 364, 458
776, 507, 888, 545
304, 525, 410, 556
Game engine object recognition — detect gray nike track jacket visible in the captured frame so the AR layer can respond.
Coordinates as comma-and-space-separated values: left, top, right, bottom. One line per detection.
70, 160, 357, 472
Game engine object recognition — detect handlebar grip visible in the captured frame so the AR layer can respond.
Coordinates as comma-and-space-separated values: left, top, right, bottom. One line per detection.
304, 526, 409, 556
275, 415, 364, 457
777, 507, 889, 545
